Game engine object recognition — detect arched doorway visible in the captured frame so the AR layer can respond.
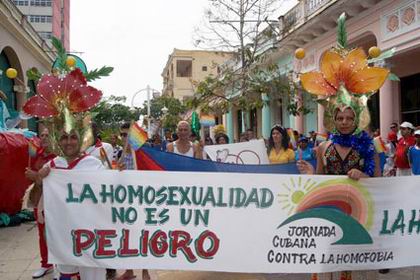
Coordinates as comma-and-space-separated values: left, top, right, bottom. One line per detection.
0, 51, 16, 114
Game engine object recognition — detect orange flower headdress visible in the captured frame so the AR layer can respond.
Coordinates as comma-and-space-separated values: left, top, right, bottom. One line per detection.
298, 13, 395, 133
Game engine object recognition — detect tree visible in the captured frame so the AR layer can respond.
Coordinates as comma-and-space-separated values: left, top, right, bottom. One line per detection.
91, 95, 140, 131
138, 96, 188, 132
190, 0, 311, 116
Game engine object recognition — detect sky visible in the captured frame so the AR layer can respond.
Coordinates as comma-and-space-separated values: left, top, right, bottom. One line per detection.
70, 0, 297, 108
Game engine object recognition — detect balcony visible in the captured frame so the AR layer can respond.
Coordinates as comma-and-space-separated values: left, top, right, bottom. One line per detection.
278, 0, 336, 39
276, 0, 382, 50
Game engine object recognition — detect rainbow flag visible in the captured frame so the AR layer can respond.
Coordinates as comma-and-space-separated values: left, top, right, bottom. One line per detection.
28, 139, 40, 158
374, 136, 388, 153
128, 122, 148, 151
200, 114, 216, 127
287, 128, 296, 148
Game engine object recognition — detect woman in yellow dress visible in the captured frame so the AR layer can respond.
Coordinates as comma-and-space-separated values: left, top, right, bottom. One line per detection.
268, 125, 295, 164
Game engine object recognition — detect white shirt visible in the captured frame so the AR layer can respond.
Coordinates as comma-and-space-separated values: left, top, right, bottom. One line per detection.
47, 155, 105, 170
85, 141, 113, 169
173, 141, 194, 157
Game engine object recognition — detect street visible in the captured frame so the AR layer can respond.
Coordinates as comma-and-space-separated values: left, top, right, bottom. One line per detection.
1, 222, 419, 280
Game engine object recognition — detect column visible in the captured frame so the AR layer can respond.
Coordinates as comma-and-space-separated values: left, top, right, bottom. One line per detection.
379, 80, 394, 137
294, 93, 304, 134
261, 93, 271, 139
317, 104, 326, 134
241, 110, 246, 133
226, 106, 234, 143
14, 84, 28, 128
295, 114, 304, 134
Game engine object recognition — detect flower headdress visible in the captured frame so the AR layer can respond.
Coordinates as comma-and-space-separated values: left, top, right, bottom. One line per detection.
23, 68, 102, 156
298, 13, 393, 133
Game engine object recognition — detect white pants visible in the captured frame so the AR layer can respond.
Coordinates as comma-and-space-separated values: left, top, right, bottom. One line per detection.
58, 264, 106, 280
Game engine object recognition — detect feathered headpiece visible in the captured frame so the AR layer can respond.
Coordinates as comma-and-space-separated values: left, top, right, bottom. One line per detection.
23, 68, 102, 156
298, 13, 394, 133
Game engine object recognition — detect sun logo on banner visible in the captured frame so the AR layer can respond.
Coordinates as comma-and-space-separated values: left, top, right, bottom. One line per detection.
277, 177, 317, 215
277, 178, 375, 245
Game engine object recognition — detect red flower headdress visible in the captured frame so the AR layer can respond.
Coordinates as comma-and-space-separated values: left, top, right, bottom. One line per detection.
23, 68, 102, 155
24, 68, 102, 118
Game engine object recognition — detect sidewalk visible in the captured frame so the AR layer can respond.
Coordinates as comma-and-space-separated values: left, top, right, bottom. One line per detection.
1, 222, 419, 280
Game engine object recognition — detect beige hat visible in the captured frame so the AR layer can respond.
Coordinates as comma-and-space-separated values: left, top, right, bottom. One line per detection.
400, 121, 415, 130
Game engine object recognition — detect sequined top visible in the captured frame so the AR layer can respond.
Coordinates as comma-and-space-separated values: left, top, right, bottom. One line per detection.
323, 143, 363, 175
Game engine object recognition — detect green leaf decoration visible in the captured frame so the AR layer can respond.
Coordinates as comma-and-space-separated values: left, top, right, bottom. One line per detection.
337, 13, 347, 49
84, 66, 114, 82
51, 36, 68, 71
367, 47, 396, 64
388, 72, 400, 81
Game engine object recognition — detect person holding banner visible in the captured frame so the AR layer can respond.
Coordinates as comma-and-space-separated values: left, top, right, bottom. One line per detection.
295, 13, 387, 280
267, 125, 295, 164
167, 120, 202, 159
115, 122, 151, 280
21, 67, 108, 280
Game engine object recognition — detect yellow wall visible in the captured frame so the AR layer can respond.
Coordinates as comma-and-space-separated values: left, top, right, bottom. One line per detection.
162, 49, 234, 100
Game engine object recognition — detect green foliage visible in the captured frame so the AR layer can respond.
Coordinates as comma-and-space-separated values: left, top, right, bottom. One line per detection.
84, 66, 114, 82
367, 47, 396, 64
138, 95, 188, 132
387, 72, 400, 81
26, 67, 42, 82
190, 61, 313, 116
91, 95, 140, 131
51, 36, 69, 72
337, 13, 347, 49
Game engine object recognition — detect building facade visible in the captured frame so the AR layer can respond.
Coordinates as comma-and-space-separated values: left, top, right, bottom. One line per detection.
225, 0, 420, 140
12, 0, 70, 50
161, 49, 234, 101
1, 0, 54, 131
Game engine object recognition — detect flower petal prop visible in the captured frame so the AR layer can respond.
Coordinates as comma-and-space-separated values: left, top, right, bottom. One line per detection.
23, 68, 102, 117
299, 13, 391, 133
23, 68, 103, 157
346, 67, 389, 94
300, 72, 336, 96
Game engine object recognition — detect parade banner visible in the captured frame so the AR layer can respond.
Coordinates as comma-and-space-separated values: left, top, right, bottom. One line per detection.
44, 170, 420, 273
204, 139, 269, 164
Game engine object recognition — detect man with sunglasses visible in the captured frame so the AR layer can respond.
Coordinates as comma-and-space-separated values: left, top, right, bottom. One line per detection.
408, 130, 420, 175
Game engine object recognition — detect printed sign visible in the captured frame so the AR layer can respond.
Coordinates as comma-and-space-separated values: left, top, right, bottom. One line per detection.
204, 139, 269, 164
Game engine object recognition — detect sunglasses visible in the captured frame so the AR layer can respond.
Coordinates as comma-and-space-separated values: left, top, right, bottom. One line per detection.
390, 126, 397, 129
120, 132, 128, 137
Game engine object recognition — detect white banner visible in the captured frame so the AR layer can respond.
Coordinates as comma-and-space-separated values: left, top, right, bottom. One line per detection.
44, 170, 420, 273
204, 139, 269, 164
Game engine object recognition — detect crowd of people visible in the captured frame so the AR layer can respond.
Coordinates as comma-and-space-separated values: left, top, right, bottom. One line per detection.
24, 114, 420, 280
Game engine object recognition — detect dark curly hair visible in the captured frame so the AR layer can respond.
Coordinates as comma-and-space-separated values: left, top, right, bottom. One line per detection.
215, 133, 229, 144
268, 125, 289, 151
